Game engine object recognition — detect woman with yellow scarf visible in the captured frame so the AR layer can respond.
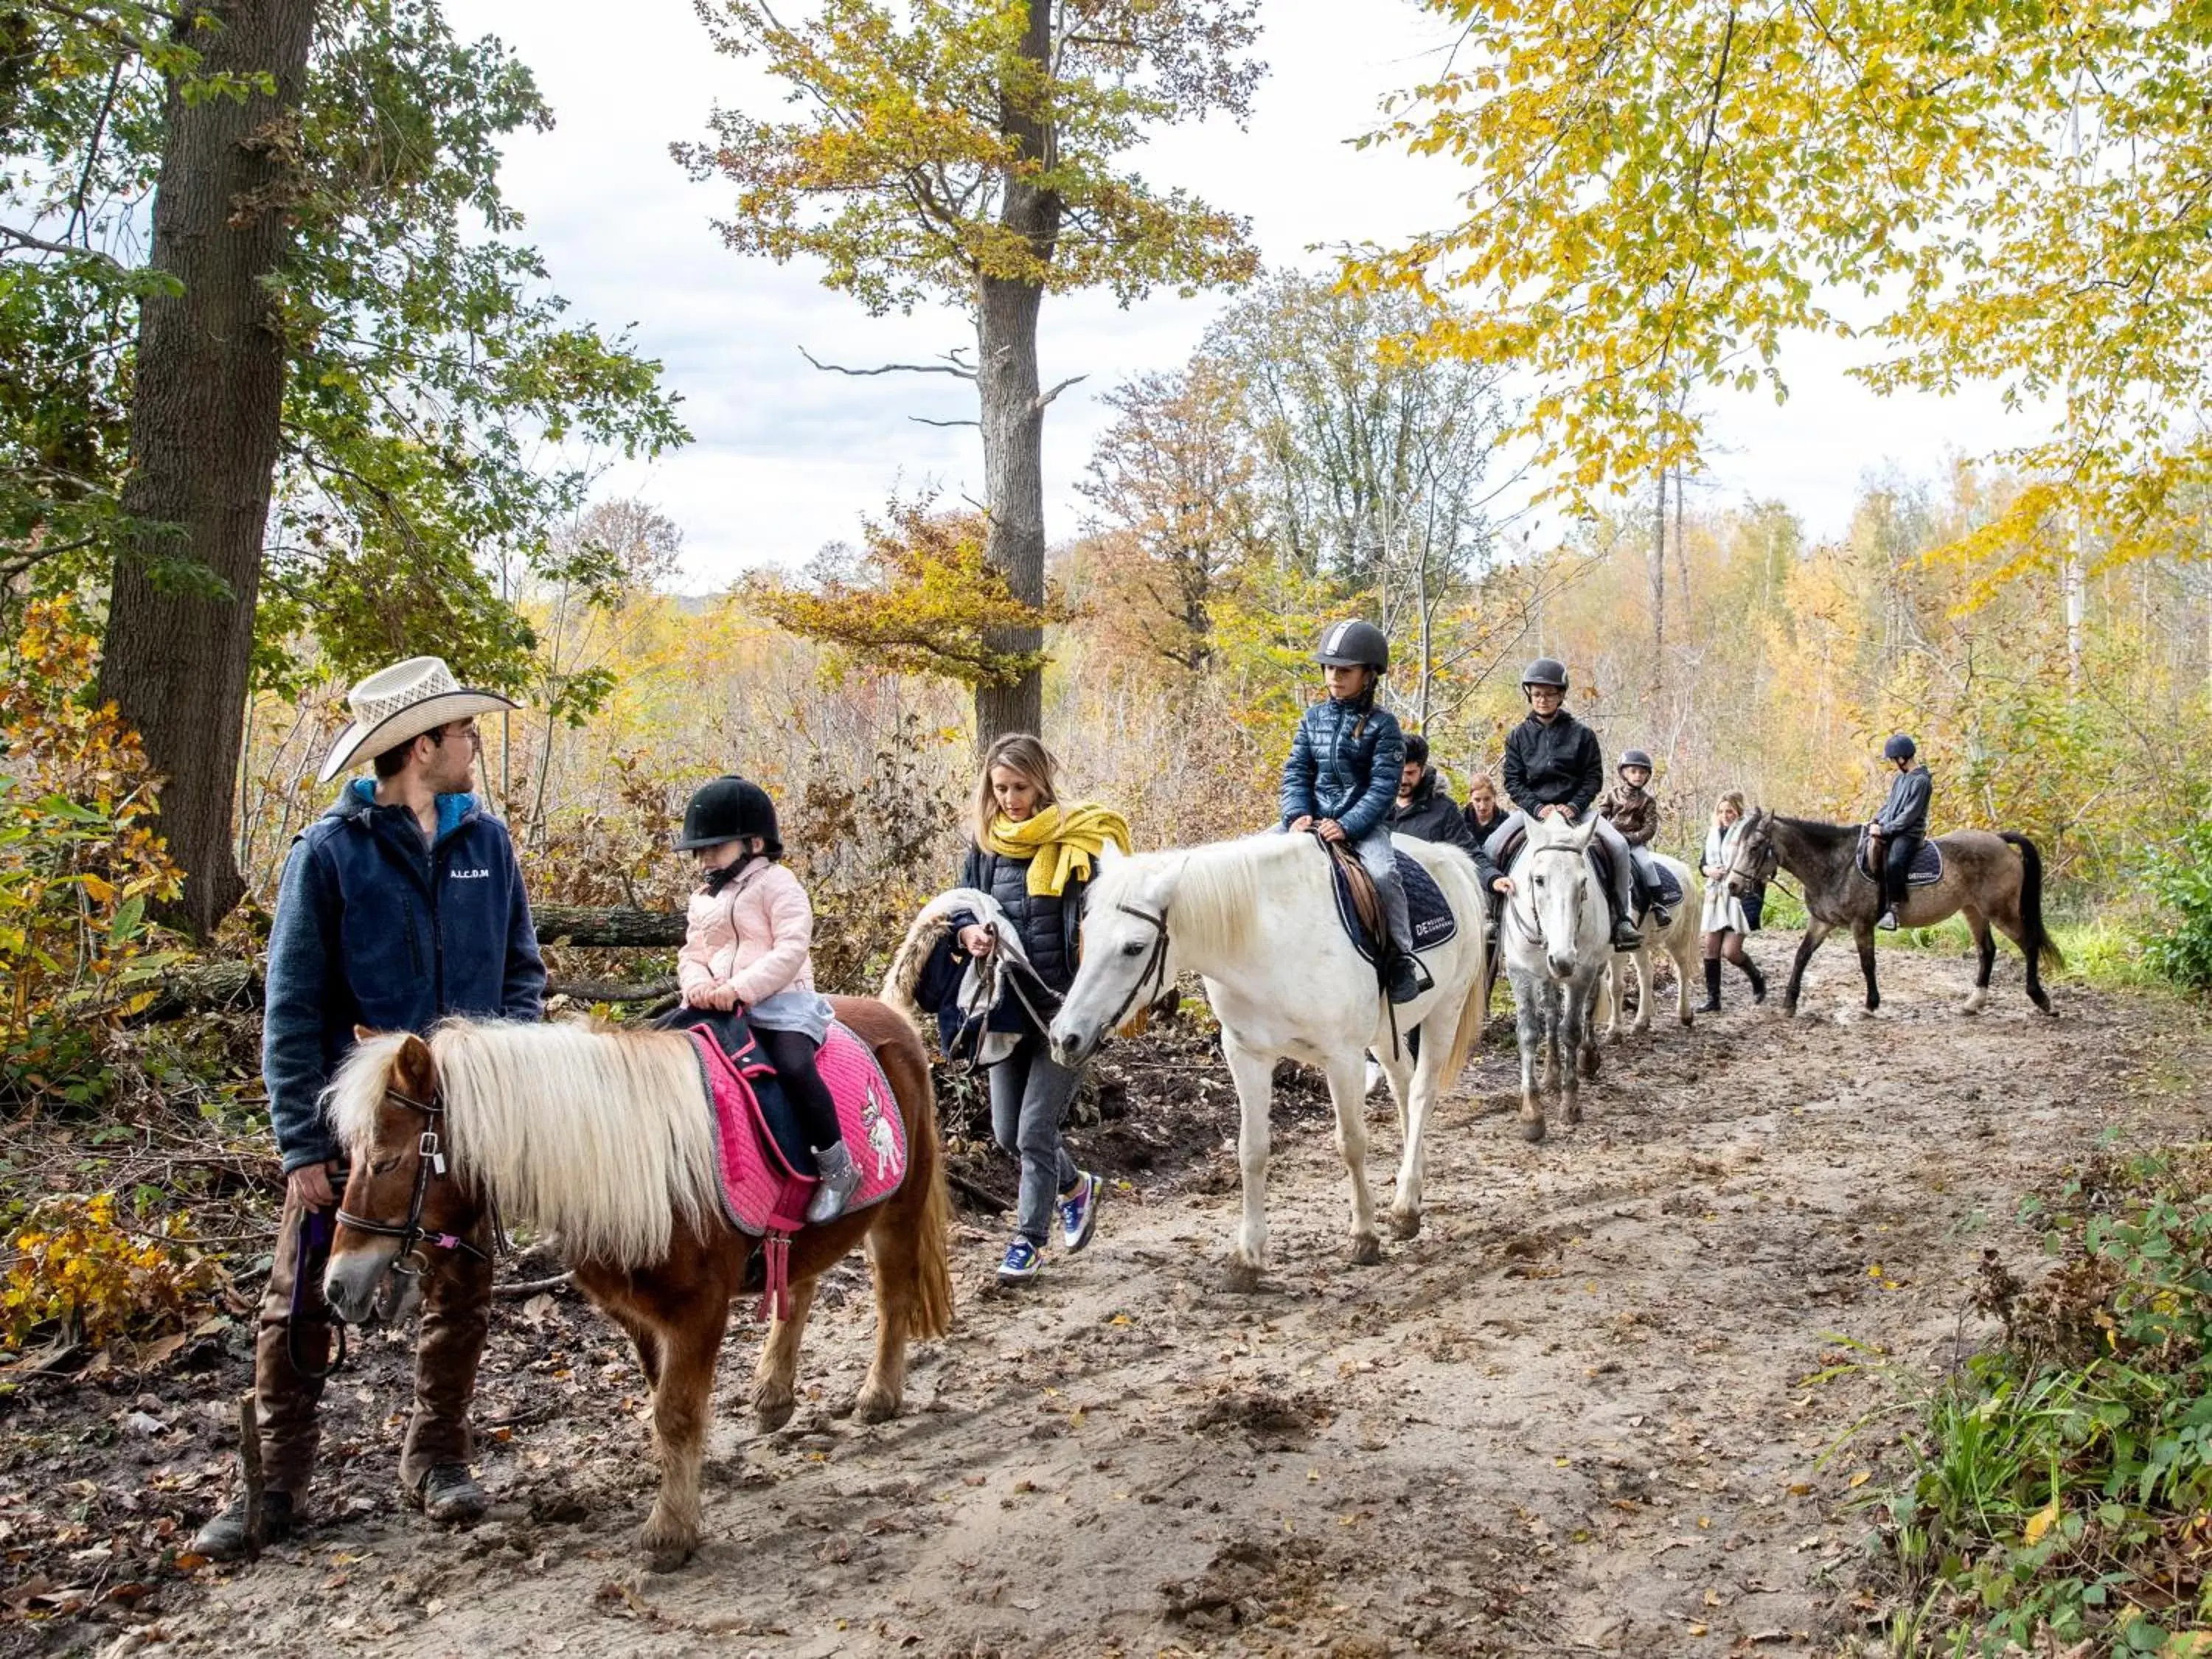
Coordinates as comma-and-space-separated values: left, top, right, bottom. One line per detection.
950, 734, 1131, 1284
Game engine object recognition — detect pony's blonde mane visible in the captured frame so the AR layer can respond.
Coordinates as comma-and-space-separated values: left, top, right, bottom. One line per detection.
324, 1020, 722, 1269
1090, 832, 1303, 959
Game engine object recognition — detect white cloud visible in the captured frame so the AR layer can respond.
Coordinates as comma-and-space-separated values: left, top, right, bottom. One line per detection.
447, 0, 2047, 587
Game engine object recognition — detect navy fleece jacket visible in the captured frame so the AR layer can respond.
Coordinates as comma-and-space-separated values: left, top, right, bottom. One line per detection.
261, 782, 544, 1172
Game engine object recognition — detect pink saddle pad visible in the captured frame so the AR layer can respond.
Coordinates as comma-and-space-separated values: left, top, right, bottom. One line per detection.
687, 1023, 909, 1318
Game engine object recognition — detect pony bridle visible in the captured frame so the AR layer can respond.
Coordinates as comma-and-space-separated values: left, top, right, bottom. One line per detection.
1099, 900, 1172, 1035
335, 1086, 495, 1283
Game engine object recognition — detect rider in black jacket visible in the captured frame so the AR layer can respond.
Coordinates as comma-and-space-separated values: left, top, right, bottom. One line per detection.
1498, 658, 1644, 950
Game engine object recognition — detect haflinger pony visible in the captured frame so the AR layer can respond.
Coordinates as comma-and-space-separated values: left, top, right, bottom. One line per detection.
1595, 851, 1703, 1041
320, 998, 952, 1571
1046, 832, 1489, 1289
1725, 808, 2060, 1017
1497, 813, 1614, 1141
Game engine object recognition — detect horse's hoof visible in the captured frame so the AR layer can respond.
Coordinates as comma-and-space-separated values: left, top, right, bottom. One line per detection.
1388, 1206, 1421, 1241
1348, 1234, 1382, 1267
1579, 1049, 1601, 1079
751, 1390, 796, 1433
1518, 1117, 1546, 1144
1565, 1102, 1583, 1126
1222, 1257, 1264, 1293
853, 1382, 900, 1424
641, 1528, 698, 1574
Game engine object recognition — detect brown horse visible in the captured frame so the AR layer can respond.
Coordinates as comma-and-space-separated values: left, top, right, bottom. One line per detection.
1726, 810, 2060, 1016
320, 997, 953, 1570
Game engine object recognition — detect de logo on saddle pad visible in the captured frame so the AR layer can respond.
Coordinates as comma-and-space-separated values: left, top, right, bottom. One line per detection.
1330, 846, 1459, 964
685, 1015, 908, 1319
1856, 830, 1944, 888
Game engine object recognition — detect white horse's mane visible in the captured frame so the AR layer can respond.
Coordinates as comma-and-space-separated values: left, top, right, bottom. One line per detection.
324, 1020, 722, 1268
1089, 832, 1309, 959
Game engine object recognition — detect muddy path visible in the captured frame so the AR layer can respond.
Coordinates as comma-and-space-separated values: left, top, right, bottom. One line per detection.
19, 943, 2209, 1658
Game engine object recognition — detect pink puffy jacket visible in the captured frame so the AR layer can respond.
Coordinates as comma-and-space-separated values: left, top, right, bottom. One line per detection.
676, 861, 818, 1012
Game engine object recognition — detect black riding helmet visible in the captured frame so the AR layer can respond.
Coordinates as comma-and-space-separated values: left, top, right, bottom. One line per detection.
1618, 747, 1654, 775
1883, 734, 1917, 762
675, 775, 783, 855
1315, 619, 1389, 672
1521, 656, 1568, 694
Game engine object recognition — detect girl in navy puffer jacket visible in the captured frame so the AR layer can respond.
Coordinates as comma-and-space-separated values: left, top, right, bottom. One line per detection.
1280, 619, 1426, 1003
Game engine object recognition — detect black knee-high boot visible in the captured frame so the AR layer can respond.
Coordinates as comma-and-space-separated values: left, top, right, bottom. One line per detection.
1699, 957, 1723, 1013
1736, 956, 1767, 1004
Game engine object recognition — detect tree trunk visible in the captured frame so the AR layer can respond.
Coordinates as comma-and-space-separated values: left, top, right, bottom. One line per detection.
1648, 462, 1667, 693
97, 0, 318, 939
971, 0, 1060, 751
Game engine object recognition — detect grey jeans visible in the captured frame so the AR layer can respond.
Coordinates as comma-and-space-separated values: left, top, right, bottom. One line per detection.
1350, 826, 1414, 956
990, 1030, 1082, 1245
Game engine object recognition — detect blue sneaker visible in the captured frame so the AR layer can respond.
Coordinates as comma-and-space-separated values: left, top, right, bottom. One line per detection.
996, 1237, 1043, 1283
1058, 1171, 1102, 1253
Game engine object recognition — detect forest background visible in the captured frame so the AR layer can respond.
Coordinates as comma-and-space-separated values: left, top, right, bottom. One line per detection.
2, 0, 2211, 1114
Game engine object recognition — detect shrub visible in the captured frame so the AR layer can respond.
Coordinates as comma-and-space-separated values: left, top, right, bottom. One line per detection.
0, 600, 185, 1107
2, 1192, 217, 1349
2143, 821, 2212, 993
1877, 1148, 2212, 1652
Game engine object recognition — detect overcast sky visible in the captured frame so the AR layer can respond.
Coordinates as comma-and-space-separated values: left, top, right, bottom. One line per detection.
445, 0, 2037, 591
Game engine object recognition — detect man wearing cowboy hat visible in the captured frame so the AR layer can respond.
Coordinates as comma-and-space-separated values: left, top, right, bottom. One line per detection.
194, 657, 546, 1559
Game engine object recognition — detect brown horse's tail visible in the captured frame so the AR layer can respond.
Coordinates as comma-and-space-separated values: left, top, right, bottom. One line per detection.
896, 1067, 956, 1342
837, 997, 955, 1343
2001, 832, 2065, 972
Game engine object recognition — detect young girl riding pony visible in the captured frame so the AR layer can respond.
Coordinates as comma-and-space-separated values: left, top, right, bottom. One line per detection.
660, 775, 860, 1225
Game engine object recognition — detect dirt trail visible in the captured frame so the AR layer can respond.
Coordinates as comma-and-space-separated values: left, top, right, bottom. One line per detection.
77, 947, 2211, 1658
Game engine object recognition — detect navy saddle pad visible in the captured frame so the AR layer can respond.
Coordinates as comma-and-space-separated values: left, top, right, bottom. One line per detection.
1641, 861, 1685, 911
1331, 849, 1460, 964
1857, 832, 1944, 888
657, 1006, 813, 1171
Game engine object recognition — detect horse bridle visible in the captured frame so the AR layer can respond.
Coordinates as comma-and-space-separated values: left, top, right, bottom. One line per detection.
334, 1085, 498, 1277
1503, 841, 1595, 952
1099, 900, 1172, 1034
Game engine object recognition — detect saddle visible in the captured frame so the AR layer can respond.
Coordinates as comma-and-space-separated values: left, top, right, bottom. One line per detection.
686, 1020, 909, 1320
1856, 830, 1943, 888
1489, 821, 1629, 893
1326, 845, 1460, 965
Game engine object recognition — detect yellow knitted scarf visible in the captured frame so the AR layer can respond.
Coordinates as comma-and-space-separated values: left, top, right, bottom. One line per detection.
981, 801, 1132, 897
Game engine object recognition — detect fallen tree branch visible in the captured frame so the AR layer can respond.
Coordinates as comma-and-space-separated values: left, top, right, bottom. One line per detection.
947, 1170, 1014, 1213
493, 1272, 574, 1299
548, 978, 677, 1004
531, 905, 685, 948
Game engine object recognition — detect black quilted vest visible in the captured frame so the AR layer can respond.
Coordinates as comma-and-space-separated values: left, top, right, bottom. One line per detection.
961, 845, 1082, 994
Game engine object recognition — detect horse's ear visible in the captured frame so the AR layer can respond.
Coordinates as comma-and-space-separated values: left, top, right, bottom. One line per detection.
1572, 813, 1603, 849
354, 1023, 377, 1043
1094, 841, 1122, 871
392, 1032, 435, 1096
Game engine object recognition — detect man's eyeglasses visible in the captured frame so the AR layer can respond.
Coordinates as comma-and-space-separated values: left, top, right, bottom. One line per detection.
439, 724, 482, 750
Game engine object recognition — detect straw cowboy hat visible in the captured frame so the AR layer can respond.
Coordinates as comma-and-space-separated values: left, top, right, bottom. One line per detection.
316, 656, 518, 785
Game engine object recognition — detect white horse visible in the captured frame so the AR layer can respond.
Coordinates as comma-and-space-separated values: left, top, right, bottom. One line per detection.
1595, 851, 1702, 1040
1497, 813, 1613, 1141
1047, 832, 1490, 1287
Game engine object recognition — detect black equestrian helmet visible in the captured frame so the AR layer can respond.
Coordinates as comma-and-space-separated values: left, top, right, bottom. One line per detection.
675, 775, 782, 855
1315, 619, 1390, 672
